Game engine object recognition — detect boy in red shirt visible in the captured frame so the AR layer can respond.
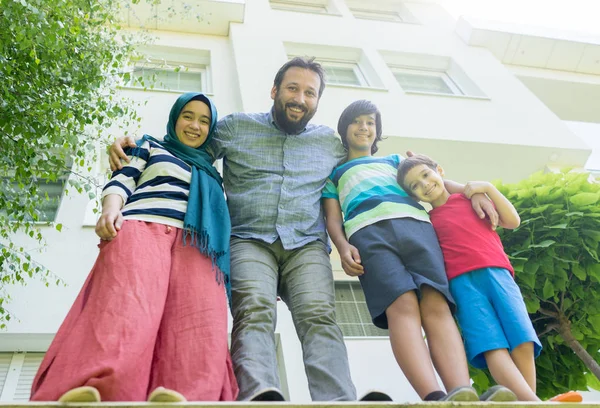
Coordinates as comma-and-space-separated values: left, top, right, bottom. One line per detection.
397, 154, 542, 401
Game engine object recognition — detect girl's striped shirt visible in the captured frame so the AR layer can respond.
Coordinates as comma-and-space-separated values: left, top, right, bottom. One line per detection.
101, 140, 192, 229
322, 154, 430, 239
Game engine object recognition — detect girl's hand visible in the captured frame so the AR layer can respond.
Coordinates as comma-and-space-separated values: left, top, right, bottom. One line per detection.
95, 208, 123, 241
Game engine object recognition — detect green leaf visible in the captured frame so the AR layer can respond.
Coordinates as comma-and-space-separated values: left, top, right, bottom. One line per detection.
570, 192, 600, 207
524, 297, 540, 313
542, 279, 555, 299
530, 240, 556, 249
571, 264, 586, 281
55, 223, 63, 232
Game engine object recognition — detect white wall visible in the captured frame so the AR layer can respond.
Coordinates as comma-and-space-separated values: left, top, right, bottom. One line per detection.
2, 0, 598, 402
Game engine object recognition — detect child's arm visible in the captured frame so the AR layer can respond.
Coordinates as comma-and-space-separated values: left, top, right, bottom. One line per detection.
95, 194, 124, 240
445, 179, 499, 230
464, 181, 520, 229
323, 198, 364, 277
98, 140, 149, 240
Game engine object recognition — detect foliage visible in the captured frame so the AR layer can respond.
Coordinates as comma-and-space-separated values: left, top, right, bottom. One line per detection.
470, 170, 600, 399
0, 0, 142, 327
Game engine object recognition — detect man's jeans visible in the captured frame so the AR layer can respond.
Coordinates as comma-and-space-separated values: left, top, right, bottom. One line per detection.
230, 237, 357, 401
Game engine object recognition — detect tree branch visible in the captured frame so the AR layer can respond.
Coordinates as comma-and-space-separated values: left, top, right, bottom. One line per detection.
538, 307, 559, 318
537, 323, 559, 337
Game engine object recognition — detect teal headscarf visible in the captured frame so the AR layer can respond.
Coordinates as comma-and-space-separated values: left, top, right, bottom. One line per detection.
134, 92, 231, 302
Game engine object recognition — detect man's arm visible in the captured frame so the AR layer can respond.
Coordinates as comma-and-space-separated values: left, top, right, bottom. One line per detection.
444, 179, 499, 230
323, 198, 364, 277
464, 181, 520, 229
108, 137, 137, 171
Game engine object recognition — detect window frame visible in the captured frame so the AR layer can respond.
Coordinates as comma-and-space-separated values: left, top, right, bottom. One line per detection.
0, 352, 45, 401
269, 0, 329, 14
335, 281, 388, 337
125, 60, 207, 93
390, 66, 464, 96
349, 7, 403, 22
321, 60, 370, 87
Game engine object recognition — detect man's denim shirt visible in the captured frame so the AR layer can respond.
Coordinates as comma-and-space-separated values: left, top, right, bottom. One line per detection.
208, 110, 346, 250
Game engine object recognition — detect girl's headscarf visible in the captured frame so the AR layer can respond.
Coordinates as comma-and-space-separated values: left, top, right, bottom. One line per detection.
134, 92, 231, 302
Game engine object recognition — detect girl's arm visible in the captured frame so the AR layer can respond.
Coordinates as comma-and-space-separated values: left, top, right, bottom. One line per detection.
323, 198, 364, 276
464, 181, 520, 229
95, 194, 124, 241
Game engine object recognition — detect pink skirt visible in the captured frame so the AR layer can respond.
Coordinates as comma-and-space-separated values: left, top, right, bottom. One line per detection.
31, 220, 238, 401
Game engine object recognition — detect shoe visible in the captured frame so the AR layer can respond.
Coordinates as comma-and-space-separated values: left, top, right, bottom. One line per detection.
441, 386, 479, 401
551, 391, 583, 402
58, 386, 101, 403
480, 385, 518, 402
148, 387, 187, 402
359, 390, 393, 401
248, 387, 286, 401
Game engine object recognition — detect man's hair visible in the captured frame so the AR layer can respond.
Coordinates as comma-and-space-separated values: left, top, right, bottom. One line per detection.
337, 100, 384, 155
273, 56, 326, 98
396, 154, 439, 194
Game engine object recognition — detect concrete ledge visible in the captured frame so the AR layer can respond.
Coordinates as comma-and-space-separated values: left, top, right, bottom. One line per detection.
0, 403, 597, 407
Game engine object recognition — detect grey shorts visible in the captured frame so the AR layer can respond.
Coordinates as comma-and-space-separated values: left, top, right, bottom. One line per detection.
349, 218, 455, 329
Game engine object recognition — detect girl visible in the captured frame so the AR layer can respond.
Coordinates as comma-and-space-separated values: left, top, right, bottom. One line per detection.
30, 92, 238, 402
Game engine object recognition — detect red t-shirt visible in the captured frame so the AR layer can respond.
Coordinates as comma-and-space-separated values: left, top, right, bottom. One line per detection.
429, 194, 514, 280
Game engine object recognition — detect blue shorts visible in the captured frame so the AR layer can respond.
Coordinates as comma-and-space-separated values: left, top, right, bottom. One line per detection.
349, 218, 455, 329
450, 267, 542, 369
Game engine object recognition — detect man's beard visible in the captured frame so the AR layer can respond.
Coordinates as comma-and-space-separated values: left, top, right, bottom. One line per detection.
273, 97, 316, 135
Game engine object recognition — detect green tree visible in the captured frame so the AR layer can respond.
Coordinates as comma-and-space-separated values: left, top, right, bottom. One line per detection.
470, 170, 600, 399
0, 0, 142, 327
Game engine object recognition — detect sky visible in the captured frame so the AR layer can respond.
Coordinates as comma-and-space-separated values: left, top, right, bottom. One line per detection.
445, 0, 600, 36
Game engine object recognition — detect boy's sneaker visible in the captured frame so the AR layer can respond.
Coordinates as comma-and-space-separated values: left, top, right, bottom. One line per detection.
550, 391, 583, 402
441, 386, 479, 401
479, 385, 517, 402
359, 390, 393, 401
58, 386, 101, 403
148, 387, 187, 402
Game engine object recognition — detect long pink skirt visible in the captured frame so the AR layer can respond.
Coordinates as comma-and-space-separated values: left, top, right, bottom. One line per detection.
30, 220, 238, 401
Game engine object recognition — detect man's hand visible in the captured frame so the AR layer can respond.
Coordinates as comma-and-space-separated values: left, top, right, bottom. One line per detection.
464, 181, 492, 198
109, 136, 137, 171
95, 195, 124, 240
470, 193, 498, 230
339, 243, 364, 277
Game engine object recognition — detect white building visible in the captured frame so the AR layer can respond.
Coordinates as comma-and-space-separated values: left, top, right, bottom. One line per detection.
1, 0, 598, 402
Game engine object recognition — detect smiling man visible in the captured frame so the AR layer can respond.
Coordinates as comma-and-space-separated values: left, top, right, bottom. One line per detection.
109, 57, 356, 402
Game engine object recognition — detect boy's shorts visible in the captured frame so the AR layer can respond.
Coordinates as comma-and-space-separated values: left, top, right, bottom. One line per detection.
450, 267, 542, 369
348, 218, 455, 329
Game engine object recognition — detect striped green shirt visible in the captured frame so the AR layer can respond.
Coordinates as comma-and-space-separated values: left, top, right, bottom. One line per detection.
322, 154, 429, 238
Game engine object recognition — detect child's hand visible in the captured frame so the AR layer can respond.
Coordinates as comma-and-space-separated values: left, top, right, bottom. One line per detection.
463, 181, 492, 198
95, 207, 123, 241
340, 244, 364, 277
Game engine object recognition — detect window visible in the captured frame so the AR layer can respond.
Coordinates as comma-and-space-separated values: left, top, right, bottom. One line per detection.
285, 42, 384, 89
350, 8, 403, 22
335, 282, 388, 337
381, 51, 486, 98
322, 61, 369, 87
346, 0, 417, 23
392, 68, 463, 95
124, 46, 211, 93
1, 177, 66, 223
270, 0, 329, 13
0, 352, 44, 401
127, 61, 206, 93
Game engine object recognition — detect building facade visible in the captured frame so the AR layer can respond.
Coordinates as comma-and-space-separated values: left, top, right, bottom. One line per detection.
1, 0, 598, 402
